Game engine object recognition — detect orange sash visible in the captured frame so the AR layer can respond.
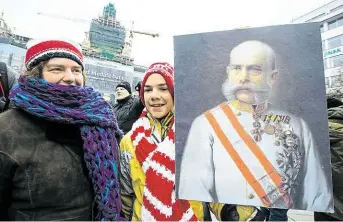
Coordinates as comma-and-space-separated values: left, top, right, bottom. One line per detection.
204, 103, 290, 207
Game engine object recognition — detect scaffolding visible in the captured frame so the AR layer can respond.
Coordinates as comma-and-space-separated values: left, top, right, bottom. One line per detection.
89, 3, 126, 57
37, 3, 159, 60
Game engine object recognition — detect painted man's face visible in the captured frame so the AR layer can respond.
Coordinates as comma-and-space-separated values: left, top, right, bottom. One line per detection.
226, 41, 277, 105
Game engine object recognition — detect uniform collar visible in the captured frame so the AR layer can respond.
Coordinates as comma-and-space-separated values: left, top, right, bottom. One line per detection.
230, 100, 268, 115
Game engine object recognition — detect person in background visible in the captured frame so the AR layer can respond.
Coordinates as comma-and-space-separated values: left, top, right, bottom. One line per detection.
0, 61, 17, 113
113, 81, 144, 134
0, 39, 123, 221
119, 62, 265, 221
314, 96, 343, 221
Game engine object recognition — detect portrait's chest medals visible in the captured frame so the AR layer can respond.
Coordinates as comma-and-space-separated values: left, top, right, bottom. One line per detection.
232, 103, 303, 199
251, 110, 297, 148
260, 113, 297, 148
250, 108, 303, 198
231, 102, 299, 149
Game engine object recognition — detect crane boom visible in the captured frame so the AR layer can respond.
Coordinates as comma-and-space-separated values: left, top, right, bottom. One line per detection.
37, 12, 90, 23
131, 30, 159, 38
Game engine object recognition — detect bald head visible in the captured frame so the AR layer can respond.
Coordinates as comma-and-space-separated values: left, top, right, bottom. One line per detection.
230, 40, 276, 73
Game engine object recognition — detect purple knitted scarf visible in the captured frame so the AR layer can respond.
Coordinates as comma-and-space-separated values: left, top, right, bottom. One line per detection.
10, 75, 123, 221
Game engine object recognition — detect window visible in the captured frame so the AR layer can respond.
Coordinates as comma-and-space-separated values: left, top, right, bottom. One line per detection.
320, 25, 324, 33
332, 54, 343, 67
327, 54, 343, 68
324, 58, 328, 69
328, 17, 343, 30
329, 20, 337, 30
338, 17, 343, 27
328, 35, 343, 49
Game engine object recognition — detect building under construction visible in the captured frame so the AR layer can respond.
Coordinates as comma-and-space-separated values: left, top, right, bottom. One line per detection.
89, 3, 126, 56
0, 3, 157, 102
0, 12, 29, 49
82, 3, 133, 66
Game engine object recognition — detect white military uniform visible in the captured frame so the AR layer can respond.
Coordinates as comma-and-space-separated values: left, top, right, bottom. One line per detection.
177, 101, 333, 212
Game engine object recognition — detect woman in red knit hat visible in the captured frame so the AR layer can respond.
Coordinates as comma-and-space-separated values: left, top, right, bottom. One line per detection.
0, 39, 123, 221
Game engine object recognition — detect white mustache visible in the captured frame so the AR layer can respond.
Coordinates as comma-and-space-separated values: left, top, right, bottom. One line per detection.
222, 79, 270, 104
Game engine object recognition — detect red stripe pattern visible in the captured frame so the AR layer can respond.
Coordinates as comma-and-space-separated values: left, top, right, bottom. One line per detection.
131, 117, 198, 221
25, 40, 84, 70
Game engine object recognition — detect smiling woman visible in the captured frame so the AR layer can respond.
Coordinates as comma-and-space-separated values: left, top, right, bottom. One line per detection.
0, 39, 123, 221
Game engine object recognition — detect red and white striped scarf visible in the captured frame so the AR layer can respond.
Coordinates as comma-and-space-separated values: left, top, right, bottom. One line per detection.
130, 115, 198, 221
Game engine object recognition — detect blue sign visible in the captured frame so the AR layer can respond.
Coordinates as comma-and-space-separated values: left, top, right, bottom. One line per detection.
324, 48, 341, 57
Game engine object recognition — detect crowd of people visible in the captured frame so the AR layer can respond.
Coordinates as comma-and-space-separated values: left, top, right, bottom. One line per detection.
0, 38, 342, 221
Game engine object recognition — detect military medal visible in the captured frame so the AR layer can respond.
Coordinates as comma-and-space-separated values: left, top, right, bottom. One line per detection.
274, 114, 303, 204
253, 121, 261, 128
251, 113, 263, 142
274, 120, 283, 146
251, 128, 264, 142
281, 130, 299, 150
263, 113, 275, 135
264, 124, 276, 135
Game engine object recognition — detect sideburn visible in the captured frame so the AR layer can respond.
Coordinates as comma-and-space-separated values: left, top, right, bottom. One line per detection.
24, 61, 47, 78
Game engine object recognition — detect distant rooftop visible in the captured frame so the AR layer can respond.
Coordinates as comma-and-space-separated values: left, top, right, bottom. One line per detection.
291, 1, 335, 22
291, 0, 343, 23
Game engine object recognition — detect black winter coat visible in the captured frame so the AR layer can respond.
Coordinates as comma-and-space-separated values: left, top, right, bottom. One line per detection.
112, 96, 144, 134
0, 109, 94, 220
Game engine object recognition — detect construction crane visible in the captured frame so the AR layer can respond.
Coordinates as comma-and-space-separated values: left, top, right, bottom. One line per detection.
36, 12, 159, 58
37, 12, 90, 23
0, 11, 12, 36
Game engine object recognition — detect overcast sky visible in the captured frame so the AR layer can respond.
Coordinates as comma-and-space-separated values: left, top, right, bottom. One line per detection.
0, 0, 330, 66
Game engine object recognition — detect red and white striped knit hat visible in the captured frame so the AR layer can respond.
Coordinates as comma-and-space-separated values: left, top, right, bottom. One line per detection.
139, 62, 174, 105
25, 39, 84, 71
